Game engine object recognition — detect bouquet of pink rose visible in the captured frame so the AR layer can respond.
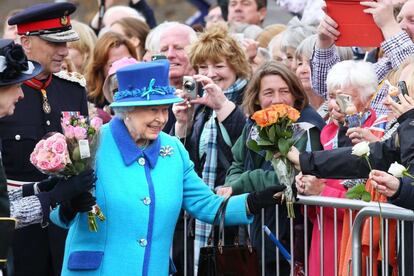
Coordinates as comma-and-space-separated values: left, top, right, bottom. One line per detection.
30, 113, 105, 232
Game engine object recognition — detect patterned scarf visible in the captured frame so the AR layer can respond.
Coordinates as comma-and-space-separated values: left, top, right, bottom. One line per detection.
194, 78, 247, 271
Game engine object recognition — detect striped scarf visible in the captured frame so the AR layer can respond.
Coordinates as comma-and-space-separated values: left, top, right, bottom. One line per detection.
194, 78, 247, 271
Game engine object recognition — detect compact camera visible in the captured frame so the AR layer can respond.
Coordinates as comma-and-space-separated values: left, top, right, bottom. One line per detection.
182, 76, 198, 99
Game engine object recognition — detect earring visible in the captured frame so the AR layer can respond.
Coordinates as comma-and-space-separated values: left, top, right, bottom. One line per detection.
125, 116, 130, 121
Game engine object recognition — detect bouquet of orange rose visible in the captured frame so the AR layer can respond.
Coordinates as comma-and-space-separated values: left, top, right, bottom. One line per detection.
247, 104, 301, 218
30, 112, 105, 232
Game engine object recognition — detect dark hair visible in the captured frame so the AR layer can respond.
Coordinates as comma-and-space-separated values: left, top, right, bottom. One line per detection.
256, 0, 267, 10
85, 32, 137, 106
111, 18, 150, 60
242, 61, 308, 116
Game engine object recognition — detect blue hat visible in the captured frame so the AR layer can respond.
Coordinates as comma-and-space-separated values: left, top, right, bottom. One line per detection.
8, 2, 79, 43
110, 60, 183, 108
0, 39, 42, 87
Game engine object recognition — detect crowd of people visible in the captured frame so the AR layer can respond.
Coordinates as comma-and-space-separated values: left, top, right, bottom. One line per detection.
0, 0, 414, 275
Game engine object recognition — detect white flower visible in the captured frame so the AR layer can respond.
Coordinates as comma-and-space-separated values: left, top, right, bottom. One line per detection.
0, 56, 6, 73
387, 162, 407, 178
351, 141, 370, 157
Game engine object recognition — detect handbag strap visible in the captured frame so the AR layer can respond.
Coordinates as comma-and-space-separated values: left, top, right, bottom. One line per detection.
217, 198, 254, 253
206, 197, 230, 246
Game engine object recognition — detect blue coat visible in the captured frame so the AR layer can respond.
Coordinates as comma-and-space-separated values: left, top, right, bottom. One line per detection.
51, 117, 252, 275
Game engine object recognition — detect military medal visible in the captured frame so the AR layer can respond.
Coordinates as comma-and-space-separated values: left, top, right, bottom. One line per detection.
40, 89, 51, 114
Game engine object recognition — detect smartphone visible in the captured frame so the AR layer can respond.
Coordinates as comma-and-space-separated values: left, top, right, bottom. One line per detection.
336, 94, 353, 113
398, 80, 409, 96
151, 54, 167, 61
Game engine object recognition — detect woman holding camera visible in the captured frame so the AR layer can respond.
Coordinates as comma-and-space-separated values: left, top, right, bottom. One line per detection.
171, 25, 251, 272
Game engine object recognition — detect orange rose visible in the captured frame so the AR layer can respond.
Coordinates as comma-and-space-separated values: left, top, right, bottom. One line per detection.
251, 109, 269, 127
271, 104, 288, 117
265, 109, 279, 125
286, 107, 300, 122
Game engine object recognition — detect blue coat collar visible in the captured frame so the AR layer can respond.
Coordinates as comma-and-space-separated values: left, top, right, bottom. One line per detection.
109, 117, 160, 168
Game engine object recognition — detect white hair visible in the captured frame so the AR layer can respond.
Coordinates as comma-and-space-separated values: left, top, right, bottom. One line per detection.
295, 34, 317, 60
280, 17, 316, 51
103, 6, 146, 26
327, 60, 378, 103
112, 106, 136, 119
158, 21, 198, 48
145, 21, 177, 53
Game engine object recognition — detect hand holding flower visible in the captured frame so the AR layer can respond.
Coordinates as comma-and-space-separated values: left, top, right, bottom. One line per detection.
369, 169, 400, 197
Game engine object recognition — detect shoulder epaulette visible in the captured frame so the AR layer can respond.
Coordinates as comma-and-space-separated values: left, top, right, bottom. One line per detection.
53, 70, 86, 87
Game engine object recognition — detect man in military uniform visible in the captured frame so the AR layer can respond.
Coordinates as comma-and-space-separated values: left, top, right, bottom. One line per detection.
1, 3, 89, 275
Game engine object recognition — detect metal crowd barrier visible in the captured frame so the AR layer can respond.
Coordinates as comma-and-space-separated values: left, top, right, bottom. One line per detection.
177, 195, 414, 276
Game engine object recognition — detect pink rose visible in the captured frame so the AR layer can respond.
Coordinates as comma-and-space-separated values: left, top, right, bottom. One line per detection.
34, 140, 45, 152
37, 160, 50, 171
45, 137, 55, 149
51, 139, 67, 155
49, 155, 66, 172
74, 127, 87, 140
90, 117, 103, 131
30, 152, 38, 166
64, 125, 75, 139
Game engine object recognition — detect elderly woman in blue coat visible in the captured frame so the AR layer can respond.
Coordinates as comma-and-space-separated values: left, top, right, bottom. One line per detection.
51, 60, 284, 275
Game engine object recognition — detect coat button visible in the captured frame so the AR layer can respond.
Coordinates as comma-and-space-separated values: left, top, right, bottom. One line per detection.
15, 135, 21, 141
143, 197, 151, 205
46, 120, 51, 126
138, 157, 146, 166
139, 238, 147, 247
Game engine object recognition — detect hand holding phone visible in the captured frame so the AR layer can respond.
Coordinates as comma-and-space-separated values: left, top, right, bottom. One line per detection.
336, 94, 353, 114
398, 81, 409, 96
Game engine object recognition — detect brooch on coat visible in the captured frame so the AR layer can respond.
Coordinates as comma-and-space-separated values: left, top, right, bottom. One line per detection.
159, 145, 174, 157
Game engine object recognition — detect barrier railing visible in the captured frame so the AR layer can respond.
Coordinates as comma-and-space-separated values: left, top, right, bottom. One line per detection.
177, 195, 414, 276
351, 206, 414, 276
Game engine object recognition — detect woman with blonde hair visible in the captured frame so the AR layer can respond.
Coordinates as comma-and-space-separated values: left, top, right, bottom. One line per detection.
85, 32, 137, 122
68, 20, 97, 75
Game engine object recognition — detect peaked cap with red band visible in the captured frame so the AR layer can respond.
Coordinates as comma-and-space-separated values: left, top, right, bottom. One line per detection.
8, 2, 79, 43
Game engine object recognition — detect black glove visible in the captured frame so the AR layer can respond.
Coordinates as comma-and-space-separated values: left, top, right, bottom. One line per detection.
22, 176, 61, 197
36, 169, 96, 222
59, 192, 96, 223
246, 185, 286, 215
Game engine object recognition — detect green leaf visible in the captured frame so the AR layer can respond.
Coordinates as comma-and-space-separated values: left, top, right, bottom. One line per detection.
278, 138, 289, 156
268, 125, 276, 142
74, 161, 86, 172
275, 125, 282, 137
265, 151, 273, 161
246, 139, 260, 153
345, 183, 371, 202
258, 127, 268, 140
361, 192, 372, 202
257, 139, 273, 146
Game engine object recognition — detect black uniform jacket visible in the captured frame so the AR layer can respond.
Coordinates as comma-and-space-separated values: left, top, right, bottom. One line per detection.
0, 73, 88, 182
